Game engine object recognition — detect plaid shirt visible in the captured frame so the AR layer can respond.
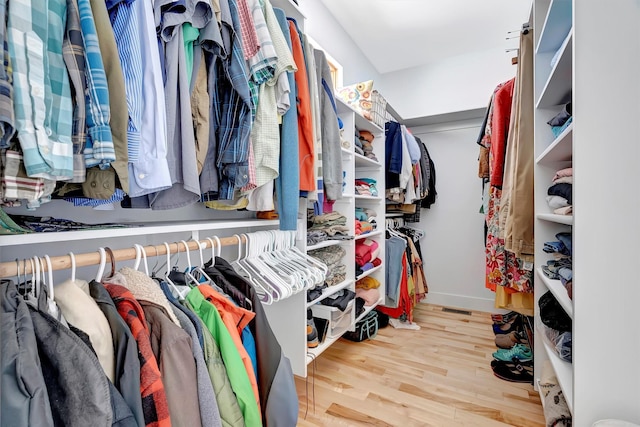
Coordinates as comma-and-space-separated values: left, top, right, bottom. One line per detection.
1, 148, 54, 204
236, 0, 258, 60
76, 0, 115, 170
214, 0, 252, 200
7, 0, 74, 179
105, 284, 172, 427
0, 0, 14, 149
62, 0, 88, 182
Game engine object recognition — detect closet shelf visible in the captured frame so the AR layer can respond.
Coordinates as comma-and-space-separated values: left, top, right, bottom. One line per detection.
536, 0, 572, 54
354, 195, 382, 201
355, 299, 383, 323
305, 279, 354, 309
354, 153, 381, 168
537, 322, 574, 414
355, 229, 383, 240
306, 333, 341, 363
536, 213, 573, 225
536, 123, 573, 166
536, 267, 573, 319
306, 239, 344, 251
536, 30, 573, 109
356, 265, 382, 281
341, 147, 353, 156
270, 0, 305, 20
336, 98, 384, 134
0, 219, 280, 247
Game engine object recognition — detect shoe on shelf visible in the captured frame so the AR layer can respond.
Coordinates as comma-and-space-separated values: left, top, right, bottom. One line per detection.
491, 311, 518, 325
491, 360, 533, 383
492, 316, 521, 335
493, 343, 533, 362
495, 330, 528, 349
307, 309, 319, 349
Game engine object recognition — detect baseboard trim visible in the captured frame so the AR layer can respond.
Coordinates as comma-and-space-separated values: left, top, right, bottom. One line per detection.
421, 292, 499, 313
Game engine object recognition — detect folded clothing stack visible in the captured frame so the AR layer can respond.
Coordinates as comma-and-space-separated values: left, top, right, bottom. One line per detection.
355, 207, 377, 237
308, 245, 347, 288
358, 130, 378, 162
547, 102, 572, 137
547, 167, 572, 215
542, 232, 572, 299
355, 239, 382, 276
307, 211, 352, 244
355, 277, 381, 307
355, 178, 378, 197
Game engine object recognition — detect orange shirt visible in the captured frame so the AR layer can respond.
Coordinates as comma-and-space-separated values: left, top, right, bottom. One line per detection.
197, 285, 261, 411
288, 20, 315, 192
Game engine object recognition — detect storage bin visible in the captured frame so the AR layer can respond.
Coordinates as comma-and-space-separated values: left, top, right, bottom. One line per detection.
311, 299, 354, 339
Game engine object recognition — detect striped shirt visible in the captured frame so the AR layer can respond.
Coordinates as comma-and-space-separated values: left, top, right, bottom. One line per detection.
108, 0, 143, 163
236, 0, 259, 60
77, 0, 115, 169
7, 0, 74, 180
214, 0, 252, 200
1, 148, 55, 204
62, 0, 88, 182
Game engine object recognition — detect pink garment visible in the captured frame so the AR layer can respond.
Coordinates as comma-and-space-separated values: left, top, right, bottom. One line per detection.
355, 239, 379, 266
356, 288, 380, 306
553, 167, 573, 181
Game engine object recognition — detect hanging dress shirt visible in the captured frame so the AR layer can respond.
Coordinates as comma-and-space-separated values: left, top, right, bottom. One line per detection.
127, 0, 172, 198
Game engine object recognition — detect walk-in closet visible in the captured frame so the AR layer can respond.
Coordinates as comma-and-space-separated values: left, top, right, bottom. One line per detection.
1, 0, 639, 426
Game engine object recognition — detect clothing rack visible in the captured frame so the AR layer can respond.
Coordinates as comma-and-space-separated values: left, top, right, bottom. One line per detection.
0, 235, 246, 278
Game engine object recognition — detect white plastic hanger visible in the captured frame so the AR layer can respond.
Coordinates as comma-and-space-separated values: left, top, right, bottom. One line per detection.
233, 234, 275, 304
95, 248, 107, 282
180, 240, 201, 287
133, 244, 149, 276
68, 252, 76, 283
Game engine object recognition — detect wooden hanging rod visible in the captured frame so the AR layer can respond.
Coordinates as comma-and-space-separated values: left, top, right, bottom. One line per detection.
0, 235, 246, 278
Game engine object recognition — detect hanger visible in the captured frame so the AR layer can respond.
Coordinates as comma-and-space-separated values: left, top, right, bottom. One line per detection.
68, 252, 76, 282
189, 238, 223, 292
43, 255, 55, 303
163, 242, 187, 299
133, 244, 149, 276
180, 240, 201, 287
232, 233, 275, 304
96, 248, 107, 282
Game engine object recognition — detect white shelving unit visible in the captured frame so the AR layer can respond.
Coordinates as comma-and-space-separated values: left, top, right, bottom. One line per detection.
534, 2, 640, 424
533, 0, 574, 420
295, 98, 387, 374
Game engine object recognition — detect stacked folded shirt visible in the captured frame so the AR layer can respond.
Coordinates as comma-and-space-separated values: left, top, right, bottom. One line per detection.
547, 102, 572, 137
546, 167, 572, 215
307, 211, 352, 245
358, 130, 378, 162
355, 277, 381, 306
354, 207, 377, 236
308, 245, 347, 288
355, 238, 382, 276
355, 178, 378, 197
542, 232, 572, 299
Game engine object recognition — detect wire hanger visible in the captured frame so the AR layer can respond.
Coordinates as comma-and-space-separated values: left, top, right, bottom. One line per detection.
163, 242, 187, 299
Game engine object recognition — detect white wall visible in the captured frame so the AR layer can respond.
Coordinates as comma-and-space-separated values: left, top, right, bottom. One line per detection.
377, 48, 517, 119
411, 119, 497, 312
299, 1, 381, 85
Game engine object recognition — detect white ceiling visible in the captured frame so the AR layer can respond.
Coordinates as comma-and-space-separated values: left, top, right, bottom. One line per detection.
321, 0, 532, 74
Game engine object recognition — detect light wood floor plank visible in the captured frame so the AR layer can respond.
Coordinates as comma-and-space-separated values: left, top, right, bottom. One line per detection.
295, 303, 545, 426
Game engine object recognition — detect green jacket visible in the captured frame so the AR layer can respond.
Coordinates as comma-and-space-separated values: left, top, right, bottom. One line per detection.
184, 300, 245, 427
186, 289, 261, 427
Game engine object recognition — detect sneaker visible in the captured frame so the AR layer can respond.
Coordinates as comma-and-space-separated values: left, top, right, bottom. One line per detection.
495, 330, 528, 349
492, 316, 521, 335
307, 309, 319, 348
490, 311, 518, 325
491, 360, 533, 383
493, 344, 532, 362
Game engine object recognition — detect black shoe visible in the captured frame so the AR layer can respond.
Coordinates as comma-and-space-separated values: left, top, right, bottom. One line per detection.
491, 360, 533, 383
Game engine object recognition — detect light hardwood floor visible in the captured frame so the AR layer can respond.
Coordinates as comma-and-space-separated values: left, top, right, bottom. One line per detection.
295, 303, 545, 427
